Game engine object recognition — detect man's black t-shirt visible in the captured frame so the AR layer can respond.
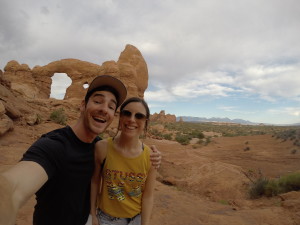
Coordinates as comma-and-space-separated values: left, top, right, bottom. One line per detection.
21, 126, 101, 225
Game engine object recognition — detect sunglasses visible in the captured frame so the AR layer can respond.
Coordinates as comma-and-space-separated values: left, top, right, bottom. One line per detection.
120, 110, 147, 120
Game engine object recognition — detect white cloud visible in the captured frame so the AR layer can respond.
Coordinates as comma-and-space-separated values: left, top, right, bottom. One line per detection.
1, 0, 300, 124
237, 63, 300, 100
218, 106, 258, 115
144, 89, 175, 102
269, 107, 300, 117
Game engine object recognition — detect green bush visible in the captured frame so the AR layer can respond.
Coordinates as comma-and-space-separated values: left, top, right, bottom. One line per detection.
264, 180, 279, 197
278, 172, 300, 193
197, 132, 205, 139
290, 149, 297, 154
249, 177, 269, 199
188, 130, 205, 139
163, 133, 172, 140
175, 133, 190, 145
249, 172, 300, 198
204, 137, 211, 146
50, 108, 67, 125
149, 129, 161, 136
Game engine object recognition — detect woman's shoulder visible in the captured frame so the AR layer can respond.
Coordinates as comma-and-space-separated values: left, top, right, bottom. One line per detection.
95, 138, 112, 161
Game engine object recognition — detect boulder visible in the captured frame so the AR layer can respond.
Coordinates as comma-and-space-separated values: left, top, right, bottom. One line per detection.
0, 114, 14, 136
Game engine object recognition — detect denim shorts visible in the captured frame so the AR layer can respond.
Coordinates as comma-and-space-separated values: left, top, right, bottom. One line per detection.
97, 209, 141, 225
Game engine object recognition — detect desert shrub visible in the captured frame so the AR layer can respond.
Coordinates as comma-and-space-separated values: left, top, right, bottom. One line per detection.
264, 173, 300, 197
264, 180, 279, 197
197, 132, 205, 139
249, 177, 269, 199
294, 140, 300, 147
187, 130, 204, 139
163, 133, 172, 140
50, 108, 67, 125
164, 122, 177, 131
249, 172, 300, 198
223, 132, 234, 137
175, 133, 190, 145
278, 172, 300, 193
274, 128, 300, 145
244, 147, 250, 151
290, 149, 297, 154
218, 199, 229, 205
204, 137, 211, 145
149, 129, 161, 136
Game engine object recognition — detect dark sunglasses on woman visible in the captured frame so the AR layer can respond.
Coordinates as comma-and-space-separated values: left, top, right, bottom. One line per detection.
120, 110, 147, 120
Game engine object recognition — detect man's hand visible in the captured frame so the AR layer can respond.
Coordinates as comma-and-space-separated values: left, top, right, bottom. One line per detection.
150, 145, 162, 169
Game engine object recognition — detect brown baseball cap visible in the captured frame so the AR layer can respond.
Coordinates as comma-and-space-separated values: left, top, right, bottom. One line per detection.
85, 75, 127, 108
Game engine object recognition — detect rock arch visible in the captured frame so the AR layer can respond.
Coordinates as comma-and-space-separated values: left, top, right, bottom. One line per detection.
2, 44, 148, 100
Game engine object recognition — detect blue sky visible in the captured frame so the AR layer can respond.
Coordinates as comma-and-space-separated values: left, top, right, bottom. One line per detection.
1, 0, 300, 125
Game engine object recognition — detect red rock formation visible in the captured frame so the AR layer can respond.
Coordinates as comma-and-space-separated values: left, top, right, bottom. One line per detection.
0, 44, 149, 136
151, 110, 176, 123
2, 44, 148, 100
117, 45, 148, 98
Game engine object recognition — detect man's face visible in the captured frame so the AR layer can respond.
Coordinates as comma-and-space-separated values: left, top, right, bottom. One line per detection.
81, 90, 117, 136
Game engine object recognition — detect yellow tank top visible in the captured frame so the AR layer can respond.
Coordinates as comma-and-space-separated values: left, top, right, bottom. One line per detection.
98, 138, 151, 218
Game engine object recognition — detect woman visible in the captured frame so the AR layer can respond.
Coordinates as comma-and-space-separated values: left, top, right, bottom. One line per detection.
90, 97, 156, 225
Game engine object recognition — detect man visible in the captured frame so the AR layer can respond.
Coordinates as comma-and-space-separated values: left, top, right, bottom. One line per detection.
0, 75, 161, 225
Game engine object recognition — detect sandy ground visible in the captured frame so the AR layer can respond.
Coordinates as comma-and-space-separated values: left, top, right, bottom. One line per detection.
1, 123, 300, 225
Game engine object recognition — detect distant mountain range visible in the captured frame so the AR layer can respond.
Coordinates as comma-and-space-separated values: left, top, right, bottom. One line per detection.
177, 116, 257, 125
176, 116, 300, 126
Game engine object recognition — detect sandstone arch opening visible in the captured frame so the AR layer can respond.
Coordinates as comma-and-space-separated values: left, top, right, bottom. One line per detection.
83, 82, 89, 89
50, 73, 72, 99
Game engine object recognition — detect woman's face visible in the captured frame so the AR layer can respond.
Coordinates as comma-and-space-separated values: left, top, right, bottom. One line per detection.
119, 102, 147, 137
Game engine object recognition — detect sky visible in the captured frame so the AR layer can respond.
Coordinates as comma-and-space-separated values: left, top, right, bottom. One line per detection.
1, 0, 300, 125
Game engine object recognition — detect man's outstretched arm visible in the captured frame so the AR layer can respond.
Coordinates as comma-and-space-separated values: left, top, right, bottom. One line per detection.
0, 161, 48, 225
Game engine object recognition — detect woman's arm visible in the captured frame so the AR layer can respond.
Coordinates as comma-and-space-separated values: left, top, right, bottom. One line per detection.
141, 165, 156, 225
90, 140, 107, 225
